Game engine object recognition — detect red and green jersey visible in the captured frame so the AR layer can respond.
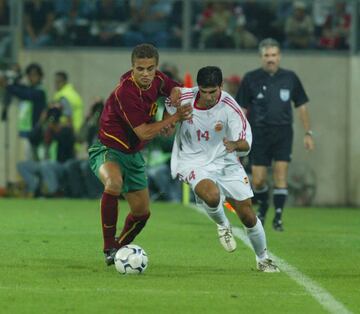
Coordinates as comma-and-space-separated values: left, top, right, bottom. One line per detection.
98, 70, 180, 153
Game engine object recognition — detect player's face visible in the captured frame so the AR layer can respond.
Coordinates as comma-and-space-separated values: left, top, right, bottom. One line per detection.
261, 47, 281, 74
132, 58, 157, 88
54, 75, 63, 91
199, 86, 221, 108
27, 70, 41, 86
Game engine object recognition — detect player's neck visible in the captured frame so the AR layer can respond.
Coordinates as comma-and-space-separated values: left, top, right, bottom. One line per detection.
131, 73, 152, 91
263, 67, 279, 76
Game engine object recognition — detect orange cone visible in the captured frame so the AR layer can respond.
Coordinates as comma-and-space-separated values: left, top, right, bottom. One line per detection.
224, 201, 236, 213
183, 71, 193, 88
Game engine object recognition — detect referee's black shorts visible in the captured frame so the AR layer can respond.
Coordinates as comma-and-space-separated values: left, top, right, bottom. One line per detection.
250, 125, 293, 166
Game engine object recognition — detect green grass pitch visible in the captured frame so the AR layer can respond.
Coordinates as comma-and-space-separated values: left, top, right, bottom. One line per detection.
0, 199, 359, 314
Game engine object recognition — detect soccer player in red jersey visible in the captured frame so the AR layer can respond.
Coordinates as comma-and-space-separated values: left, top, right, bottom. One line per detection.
88, 44, 192, 265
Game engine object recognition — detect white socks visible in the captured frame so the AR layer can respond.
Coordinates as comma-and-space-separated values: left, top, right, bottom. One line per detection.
202, 198, 230, 228
246, 217, 269, 261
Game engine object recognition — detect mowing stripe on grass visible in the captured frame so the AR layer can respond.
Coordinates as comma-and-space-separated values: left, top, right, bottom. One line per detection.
191, 205, 352, 314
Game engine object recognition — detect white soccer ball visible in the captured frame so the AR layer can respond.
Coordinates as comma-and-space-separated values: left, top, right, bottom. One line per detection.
114, 244, 148, 275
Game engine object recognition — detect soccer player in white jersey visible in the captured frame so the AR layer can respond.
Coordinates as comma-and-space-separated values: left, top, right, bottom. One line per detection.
165, 66, 279, 272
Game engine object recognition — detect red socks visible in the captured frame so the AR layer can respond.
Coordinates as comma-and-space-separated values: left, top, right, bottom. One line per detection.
101, 192, 151, 250
101, 192, 118, 251
117, 212, 151, 247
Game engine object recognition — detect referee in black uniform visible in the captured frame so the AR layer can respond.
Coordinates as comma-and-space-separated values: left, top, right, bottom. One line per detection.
236, 38, 314, 231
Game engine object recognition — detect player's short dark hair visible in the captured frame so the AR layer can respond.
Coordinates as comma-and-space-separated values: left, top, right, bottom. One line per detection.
196, 66, 223, 88
258, 38, 281, 54
25, 63, 43, 77
55, 71, 68, 82
131, 44, 159, 65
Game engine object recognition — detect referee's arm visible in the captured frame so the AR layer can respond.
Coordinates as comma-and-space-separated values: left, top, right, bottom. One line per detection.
296, 103, 315, 151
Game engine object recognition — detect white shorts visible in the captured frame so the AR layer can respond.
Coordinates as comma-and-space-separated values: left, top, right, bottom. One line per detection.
177, 163, 253, 201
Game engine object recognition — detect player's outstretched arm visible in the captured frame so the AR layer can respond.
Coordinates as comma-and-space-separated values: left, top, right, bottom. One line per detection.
169, 87, 181, 107
134, 104, 192, 141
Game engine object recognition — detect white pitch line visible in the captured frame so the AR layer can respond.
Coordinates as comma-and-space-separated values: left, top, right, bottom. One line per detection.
191, 205, 352, 314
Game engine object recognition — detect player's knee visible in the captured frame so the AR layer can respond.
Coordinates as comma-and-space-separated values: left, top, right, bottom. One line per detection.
252, 178, 266, 190
104, 176, 123, 195
241, 210, 257, 228
203, 191, 221, 208
235, 199, 257, 227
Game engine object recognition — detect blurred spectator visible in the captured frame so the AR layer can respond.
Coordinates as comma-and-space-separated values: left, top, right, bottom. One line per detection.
53, 0, 95, 46
0, 63, 47, 161
64, 98, 104, 198
160, 62, 182, 83
242, 1, 277, 40
42, 108, 76, 196
312, 0, 334, 39
0, 0, 10, 58
17, 104, 76, 197
284, 1, 315, 49
24, 0, 55, 48
167, 0, 202, 48
53, 71, 84, 133
90, 0, 129, 46
270, 1, 293, 44
0, 0, 8, 25
224, 75, 241, 98
231, 5, 258, 49
318, 1, 351, 50
122, 0, 171, 47
197, 2, 235, 49
167, 0, 183, 48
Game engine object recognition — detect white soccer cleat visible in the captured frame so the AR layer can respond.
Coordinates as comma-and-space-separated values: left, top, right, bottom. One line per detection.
217, 225, 237, 252
257, 258, 280, 273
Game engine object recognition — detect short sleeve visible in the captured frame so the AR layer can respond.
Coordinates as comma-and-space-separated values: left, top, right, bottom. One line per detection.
227, 101, 252, 156
235, 74, 251, 109
292, 73, 309, 107
158, 71, 181, 97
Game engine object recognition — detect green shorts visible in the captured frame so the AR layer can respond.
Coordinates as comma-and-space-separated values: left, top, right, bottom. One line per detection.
88, 141, 147, 193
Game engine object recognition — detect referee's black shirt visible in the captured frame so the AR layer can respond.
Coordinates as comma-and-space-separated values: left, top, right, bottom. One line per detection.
236, 68, 309, 127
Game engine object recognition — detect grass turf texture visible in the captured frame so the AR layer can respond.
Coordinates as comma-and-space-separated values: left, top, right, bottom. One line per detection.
0, 199, 359, 314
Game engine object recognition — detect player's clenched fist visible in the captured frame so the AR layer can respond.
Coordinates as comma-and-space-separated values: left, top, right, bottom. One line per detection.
176, 103, 192, 121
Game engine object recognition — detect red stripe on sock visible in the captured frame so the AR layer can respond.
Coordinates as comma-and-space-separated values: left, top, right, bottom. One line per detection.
118, 212, 150, 247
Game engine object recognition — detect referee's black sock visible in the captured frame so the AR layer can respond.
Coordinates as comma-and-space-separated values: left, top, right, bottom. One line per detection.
253, 186, 269, 218
273, 188, 288, 221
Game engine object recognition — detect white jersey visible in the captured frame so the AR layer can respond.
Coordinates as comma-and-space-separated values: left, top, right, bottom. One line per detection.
166, 87, 252, 179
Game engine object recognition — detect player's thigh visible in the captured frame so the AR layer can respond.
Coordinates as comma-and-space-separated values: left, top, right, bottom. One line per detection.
250, 127, 272, 167
226, 197, 256, 227
178, 167, 220, 205
98, 161, 123, 190
121, 152, 148, 194
217, 169, 253, 202
88, 141, 123, 186
273, 125, 293, 162
124, 188, 150, 215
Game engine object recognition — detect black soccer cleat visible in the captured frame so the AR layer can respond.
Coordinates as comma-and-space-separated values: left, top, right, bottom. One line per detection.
104, 248, 118, 266
272, 219, 284, 232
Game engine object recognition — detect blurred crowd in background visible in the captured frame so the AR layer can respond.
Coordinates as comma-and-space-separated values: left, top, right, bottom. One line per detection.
1, 60, 236, 201
0, 0, 352, 51
0, 0, 348, 201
